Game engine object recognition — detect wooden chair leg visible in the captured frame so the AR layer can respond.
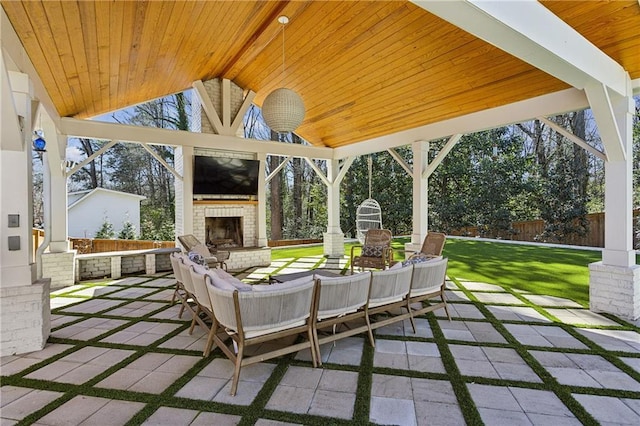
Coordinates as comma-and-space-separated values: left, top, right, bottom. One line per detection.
170, 284, 179, 304
203, 319, 219, 357
178, 301, 186, 319
313, 324, 323, 367
407, 300, 417, 334
230, 344, 244, 396
442, 291, 452, 321
307, 327, 318, 368
189, 306, 201, 334
365, 313, 375, 348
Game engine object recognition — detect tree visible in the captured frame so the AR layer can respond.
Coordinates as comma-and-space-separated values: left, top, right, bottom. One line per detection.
118, 218, 137, 239
95, 218, 115, 239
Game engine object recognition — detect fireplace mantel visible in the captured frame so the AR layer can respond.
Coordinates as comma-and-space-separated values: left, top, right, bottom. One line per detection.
193, 200, 258, 205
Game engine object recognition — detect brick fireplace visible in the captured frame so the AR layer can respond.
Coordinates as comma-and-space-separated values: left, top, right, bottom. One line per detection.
192, 202, 270, 270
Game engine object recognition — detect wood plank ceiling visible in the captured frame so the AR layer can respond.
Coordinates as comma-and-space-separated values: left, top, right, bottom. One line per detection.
2, 1, 639, 148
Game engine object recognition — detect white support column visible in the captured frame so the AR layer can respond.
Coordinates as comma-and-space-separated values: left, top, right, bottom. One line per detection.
405, 141, 429, 256
39, 114, 76, 288
324, 159, 344, 257
0, 50, 49, 355
41, 121, 68, 252
174, 146, 194, 240
257, 152, 268, 247
588, 86, 639, 320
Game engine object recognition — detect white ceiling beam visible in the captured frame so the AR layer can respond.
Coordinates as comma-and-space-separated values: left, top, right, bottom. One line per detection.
265, 155, 292, 184
334, 156, 355, 185
1, 58, 24, 151
584, 83, 627, 162
58, 117, 335, 160
387, 148, 413, 176
304, 158, 330, 187
231, 90, 256, 135
537, 116, 607, 161
1, 8, 61, 128
192, 80, 224, 135
334, 87, 589, 160
140, 143, 183, 181
412, 0, 628, 96
425, 134, 462, 178
66, 139, 118, 177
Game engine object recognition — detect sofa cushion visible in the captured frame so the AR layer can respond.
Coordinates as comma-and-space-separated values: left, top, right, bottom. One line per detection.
252, 276, 314, 292
205, 272, 237, 292
210, 268, 253, 291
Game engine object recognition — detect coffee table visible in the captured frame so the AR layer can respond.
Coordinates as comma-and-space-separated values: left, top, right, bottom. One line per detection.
269, 269, 342, 284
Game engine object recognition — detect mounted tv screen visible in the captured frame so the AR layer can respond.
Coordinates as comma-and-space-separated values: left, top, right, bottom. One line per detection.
193, 156, 260, 196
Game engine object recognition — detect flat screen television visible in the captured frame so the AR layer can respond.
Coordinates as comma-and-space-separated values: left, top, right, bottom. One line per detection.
193, 156, 260, 197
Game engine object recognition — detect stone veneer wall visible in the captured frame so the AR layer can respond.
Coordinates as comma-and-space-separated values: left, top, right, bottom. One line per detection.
590, 262, 640, 319
0, 280, 50, 356
199, 79, 244, 135
42, 251, 76, 289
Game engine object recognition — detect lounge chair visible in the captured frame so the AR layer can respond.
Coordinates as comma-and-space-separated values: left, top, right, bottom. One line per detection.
406, 257, 451, 332
367, 265, 414, 334
177, 234, 229, 270
206, 277, 317, 396
312, 272, 374, 365
350, 229, 393, 274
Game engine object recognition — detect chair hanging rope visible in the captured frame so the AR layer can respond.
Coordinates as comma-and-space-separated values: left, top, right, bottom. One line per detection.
356, 155, 383, 244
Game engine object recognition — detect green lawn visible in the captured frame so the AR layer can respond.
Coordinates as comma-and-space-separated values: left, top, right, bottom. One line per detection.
271, 237, 640, 308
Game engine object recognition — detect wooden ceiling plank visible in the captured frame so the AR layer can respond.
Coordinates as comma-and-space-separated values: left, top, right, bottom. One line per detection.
59, 0, 92, 117
131, 1, 164, 105
179, 3, 242, 83
155, 1, 207, 95
140, 1, 175, 100
76, 0, 101, 117
15, 0, 74, 116
108, 0, 124, 114
167, 2, 235, 92
94, 1, 111, 115
414, 0, 629, 95
116, 1, 136, 113
37, 0, 78, 116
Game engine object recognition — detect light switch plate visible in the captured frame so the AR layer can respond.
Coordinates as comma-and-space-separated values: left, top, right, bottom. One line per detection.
8, 236, 20, 251
8, 214, 19, 228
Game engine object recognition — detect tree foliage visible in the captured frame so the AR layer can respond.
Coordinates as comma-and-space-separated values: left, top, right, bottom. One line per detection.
95, 218, 115, 239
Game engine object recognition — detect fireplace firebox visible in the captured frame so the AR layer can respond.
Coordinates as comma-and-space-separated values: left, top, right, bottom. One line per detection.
206, 217, 242, 248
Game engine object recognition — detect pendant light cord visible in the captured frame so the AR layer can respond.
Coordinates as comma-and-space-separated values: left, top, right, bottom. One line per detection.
368, 155, 373, 199
281, 20, 286, 86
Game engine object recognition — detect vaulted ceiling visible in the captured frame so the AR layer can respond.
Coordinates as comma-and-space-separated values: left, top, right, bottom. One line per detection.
2, 1, 639, 149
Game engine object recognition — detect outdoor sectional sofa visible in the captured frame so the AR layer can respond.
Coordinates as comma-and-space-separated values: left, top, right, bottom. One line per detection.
170, 252, 449, 396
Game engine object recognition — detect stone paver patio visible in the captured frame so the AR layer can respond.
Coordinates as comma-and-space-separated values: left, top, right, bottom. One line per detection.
2, 255, 640, 425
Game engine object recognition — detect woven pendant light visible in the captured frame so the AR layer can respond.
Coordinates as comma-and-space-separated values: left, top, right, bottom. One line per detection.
262, 16, 305, 133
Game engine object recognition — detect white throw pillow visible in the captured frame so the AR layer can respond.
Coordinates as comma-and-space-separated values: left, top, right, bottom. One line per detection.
205, 272, 237, 292
210, 268, 253, 291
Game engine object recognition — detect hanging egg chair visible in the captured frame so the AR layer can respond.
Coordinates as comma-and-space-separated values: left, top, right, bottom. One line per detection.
355, 156, 383, 243
356, 198, 383, 243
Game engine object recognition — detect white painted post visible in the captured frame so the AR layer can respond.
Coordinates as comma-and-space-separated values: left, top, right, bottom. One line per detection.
0, 53, 49, 355
174, 146, 194, 240
405, 141, 429, 256
589, 89, 639, 319
323, 159, 344, 257
257, 152, 268, 247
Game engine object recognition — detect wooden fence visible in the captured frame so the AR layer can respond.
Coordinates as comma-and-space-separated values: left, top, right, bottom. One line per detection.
69, 238, 175, 254
449, 210, 639, 248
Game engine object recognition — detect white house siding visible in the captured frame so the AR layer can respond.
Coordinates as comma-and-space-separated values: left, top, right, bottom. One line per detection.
68, 189, 145, 238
